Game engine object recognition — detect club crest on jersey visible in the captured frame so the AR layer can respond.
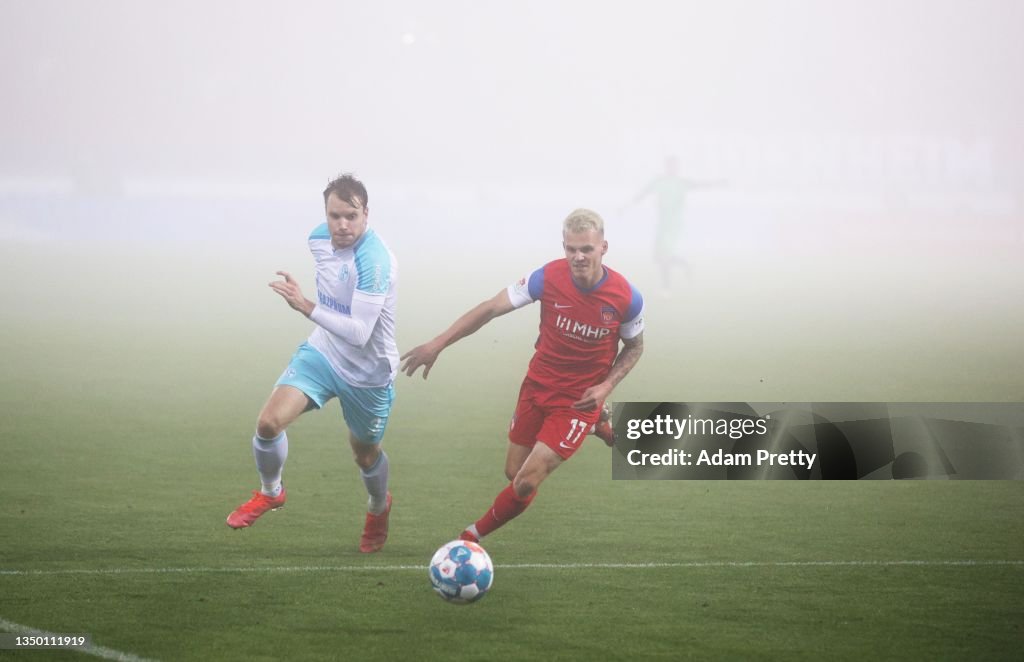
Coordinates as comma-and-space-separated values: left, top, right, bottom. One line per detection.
601, 306, 618, 323
339, 264, 351, 283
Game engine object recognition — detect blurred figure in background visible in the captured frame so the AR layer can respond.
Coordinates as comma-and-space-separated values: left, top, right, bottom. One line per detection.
621, 156, 726, 294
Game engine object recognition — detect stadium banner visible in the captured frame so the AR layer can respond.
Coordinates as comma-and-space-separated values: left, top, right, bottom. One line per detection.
611, 403, 1024, 480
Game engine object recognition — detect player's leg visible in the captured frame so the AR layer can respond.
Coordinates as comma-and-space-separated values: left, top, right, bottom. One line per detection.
226, 385, 313, 529
460, 382, 544, 542
504, 441, 533, 481
654, 220, 673, 293
511, 442, 564, 497
254, 385, 315, 492
500, 403, 600, 519
462, 383, 600, 542
672, 254, 692, 280
462, 442, 562, 543
227, 342, 330, 529
461, 441, 538, 541
350, 431, 392, 553
656, 214, 690, 292
338, 382, 395, 553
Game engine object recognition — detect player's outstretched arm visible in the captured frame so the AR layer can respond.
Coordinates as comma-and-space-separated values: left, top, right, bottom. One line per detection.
620, 179, 656, 214
400, 289, 516, 379
572, 332, 644, 411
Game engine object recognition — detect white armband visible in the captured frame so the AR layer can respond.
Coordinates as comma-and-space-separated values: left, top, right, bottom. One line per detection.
619, 303, 645, 340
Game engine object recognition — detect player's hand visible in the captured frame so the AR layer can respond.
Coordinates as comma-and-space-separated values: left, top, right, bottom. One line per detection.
572, 383, 612, 412
400, 341, 442, 379
269, 271, 314, 316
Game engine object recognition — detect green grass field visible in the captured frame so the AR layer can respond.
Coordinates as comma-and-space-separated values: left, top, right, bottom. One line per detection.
1, 242, 1022, 660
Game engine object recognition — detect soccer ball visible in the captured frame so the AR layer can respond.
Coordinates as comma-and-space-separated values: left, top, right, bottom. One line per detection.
428, 539, 494, 604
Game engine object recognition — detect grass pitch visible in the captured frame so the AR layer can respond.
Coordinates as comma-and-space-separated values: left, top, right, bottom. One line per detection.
1, 242, 1022, 661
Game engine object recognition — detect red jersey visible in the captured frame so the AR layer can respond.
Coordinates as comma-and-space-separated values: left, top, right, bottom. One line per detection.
507, 259, 645, 397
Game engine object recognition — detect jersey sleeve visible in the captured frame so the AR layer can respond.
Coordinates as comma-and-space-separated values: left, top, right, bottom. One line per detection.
308, 223, 332, 259
310, 290, 383, 347
506, 266, 544, 309
354, 235, 394, 296
619, 284, 645, 339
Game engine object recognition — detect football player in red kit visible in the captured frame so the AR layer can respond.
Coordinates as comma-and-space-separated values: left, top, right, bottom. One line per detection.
400, 208, 645, 542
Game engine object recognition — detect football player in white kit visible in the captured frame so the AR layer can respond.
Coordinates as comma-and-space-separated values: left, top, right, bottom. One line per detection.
226, 174, 399, 553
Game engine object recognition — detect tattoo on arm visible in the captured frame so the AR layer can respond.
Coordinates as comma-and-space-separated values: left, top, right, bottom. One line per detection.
605, 333, 644, 389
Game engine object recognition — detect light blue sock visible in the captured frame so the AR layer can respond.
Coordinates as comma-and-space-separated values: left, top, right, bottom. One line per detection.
360, 450, 389, 514
252, 431, 288, 497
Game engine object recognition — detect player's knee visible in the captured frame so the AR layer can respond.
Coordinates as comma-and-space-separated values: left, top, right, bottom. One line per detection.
511, 475, 537, 499
255, 413, 285, 440
351, 443, 380, 470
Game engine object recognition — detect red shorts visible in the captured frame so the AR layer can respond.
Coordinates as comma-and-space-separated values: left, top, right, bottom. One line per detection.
508, 377, 603, 460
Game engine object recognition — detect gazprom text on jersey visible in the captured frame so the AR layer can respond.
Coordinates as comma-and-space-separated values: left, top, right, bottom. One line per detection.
318, 290, 351, 315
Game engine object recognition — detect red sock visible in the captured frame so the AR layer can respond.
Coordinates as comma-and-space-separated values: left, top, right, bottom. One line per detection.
474, 483, 536, 538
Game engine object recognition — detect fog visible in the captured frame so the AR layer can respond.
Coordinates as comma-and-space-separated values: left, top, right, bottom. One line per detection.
1, 1, 1019, 248
2, 2, 1023, 398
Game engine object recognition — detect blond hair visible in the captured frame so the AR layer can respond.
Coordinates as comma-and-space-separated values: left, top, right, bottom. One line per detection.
562, 208, 605, 235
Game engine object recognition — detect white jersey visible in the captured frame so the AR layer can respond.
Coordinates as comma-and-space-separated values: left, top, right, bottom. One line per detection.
306, 224, 399, 388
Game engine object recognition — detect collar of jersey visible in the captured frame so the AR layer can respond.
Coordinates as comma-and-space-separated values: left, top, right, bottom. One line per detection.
333, 227, 374, 255
571, 265, 609, 294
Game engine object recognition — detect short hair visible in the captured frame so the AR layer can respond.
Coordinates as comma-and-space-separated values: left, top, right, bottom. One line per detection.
563, 208, 605, 235
323, 173, 368, 209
